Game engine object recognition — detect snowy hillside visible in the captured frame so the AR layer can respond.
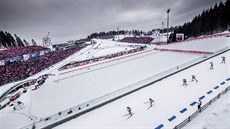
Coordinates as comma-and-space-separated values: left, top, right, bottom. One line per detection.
155, 36, 229, 53
0, 34, 229, 129
54, 50, 230, 129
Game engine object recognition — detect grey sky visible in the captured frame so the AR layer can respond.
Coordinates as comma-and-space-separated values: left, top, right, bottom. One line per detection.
0, 0, 222, 44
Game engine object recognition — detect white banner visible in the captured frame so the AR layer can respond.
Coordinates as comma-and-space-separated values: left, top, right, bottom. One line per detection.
23, 54, 30, 61
0, 60, 5, 66
176, 33, 184, 41
40, 50, 45, 56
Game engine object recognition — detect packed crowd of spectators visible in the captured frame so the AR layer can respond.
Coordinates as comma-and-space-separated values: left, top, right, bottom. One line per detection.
59, 45, 146, 71
120, 37, 153, 44
0, 47, 81, 86
0, 46, 45, 61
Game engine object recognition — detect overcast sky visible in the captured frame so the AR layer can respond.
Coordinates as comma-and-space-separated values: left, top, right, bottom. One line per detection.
0, 0, 223, 44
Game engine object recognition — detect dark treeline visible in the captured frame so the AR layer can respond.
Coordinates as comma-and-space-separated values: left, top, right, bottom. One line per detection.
170, 0, 230, 42
87, 0, 230, 42
86, 28, 176, 40
2, 0, 229, 47
0, 30, 37, 49
86, 30, 147, 40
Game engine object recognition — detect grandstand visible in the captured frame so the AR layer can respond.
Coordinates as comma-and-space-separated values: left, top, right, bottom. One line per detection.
0, 46, 82, 86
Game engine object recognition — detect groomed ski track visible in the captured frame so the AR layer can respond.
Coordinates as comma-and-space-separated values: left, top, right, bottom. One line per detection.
53, 48, 230, 129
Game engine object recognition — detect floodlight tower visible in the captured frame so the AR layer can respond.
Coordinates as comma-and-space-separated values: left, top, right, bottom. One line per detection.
162, 22, 164, 32
166, 9, 170, 43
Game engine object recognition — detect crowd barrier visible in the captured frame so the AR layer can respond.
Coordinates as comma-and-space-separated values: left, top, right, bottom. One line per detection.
155, 77, 229, 129
59, 48, 152, 75
174, 85, 230, 129
154, 48, 213, 54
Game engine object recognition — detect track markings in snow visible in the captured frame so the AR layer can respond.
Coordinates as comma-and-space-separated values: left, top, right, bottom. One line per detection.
207, 90, 213, 94
214, 86, 219, 89
59, 49, 154, 75
180, 108, 187, 113
155, 124, 164, 129
226, 78, 230, 81
157, 78, 229, 128
168, 115, 176, 122
199, 95, 205, 100
220, 82, 225, 85
190, 101, 197, 106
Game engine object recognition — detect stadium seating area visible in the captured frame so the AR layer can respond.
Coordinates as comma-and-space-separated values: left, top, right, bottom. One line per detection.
0, 46, 45, 60
0, 47, 81, 86
120, 37, 153, 44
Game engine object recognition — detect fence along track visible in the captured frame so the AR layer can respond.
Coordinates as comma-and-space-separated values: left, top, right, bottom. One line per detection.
174, 86, 230, 129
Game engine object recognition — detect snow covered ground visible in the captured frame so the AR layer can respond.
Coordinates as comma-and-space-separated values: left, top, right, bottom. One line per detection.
30, 47, 201, 118
185, 91, 230, 129
71, 39, 143, 60
54, 50, 230, 129
0, 35, 229, 129
155, 35, 229, 53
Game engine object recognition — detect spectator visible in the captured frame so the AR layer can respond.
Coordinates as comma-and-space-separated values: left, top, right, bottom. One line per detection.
197, 99, 202, 112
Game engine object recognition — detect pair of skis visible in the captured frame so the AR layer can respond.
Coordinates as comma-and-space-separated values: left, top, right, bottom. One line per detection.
123, 98, 158, 119
180, 80, 198, 88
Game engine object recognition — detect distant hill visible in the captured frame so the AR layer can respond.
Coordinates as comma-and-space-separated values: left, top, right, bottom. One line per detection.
86, 0, 230, 42
170, 0, 230, 42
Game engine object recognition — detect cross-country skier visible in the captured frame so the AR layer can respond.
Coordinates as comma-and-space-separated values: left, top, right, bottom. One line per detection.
209, 62, 213, 69
17, 101, 24, 105
191, 75, 198, 83
221, 56, 226, 63
149, 98, 154, 107
126, 107, 133, 116
182, 79, 187, 86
